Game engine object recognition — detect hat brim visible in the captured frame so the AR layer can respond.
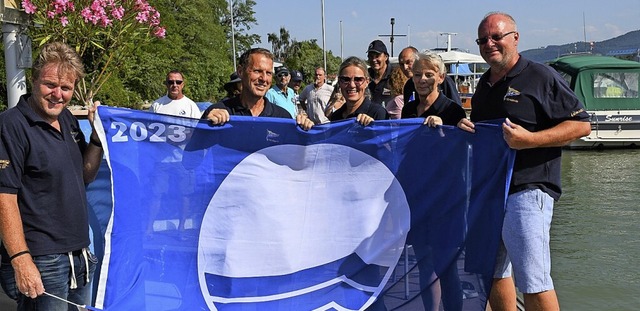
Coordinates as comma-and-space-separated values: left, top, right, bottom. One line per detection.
367, 49, 387, 54
224, 79, 241, 90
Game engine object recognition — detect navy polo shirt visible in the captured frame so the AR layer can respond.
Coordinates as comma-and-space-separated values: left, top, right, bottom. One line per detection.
401, 92, 466, 125
0, 95, 90, 257
203, 96, 292, 119
330, 98, 389, 121
470, 56, 589, 200
368, 65, 393, 106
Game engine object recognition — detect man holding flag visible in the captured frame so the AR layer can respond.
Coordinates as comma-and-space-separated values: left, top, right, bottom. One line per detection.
0, 42, 103, 310
203, 48, 314, 130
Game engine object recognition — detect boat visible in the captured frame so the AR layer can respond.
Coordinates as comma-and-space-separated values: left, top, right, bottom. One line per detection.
548, 54, 640, 148
436, 49, 487, 110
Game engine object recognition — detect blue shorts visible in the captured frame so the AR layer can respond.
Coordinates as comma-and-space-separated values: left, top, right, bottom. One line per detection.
493, 189, 555, 293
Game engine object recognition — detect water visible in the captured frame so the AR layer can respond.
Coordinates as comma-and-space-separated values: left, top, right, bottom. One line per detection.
552, 150, 640, 310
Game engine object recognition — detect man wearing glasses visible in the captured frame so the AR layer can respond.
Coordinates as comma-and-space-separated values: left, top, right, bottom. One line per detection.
265, 66, 297, 118
458, 12, 590, 311
149, 70, 201, 119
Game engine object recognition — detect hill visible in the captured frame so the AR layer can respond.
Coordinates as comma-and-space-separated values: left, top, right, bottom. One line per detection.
521, 30, 640, 63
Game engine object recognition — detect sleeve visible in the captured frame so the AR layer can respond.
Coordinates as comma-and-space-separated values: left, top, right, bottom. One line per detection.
149, 101, 158, 112
299, 86, 309, 101
547, 69, 590, 122
0, 127, 24, 193
189, 101, 202, 119
385, 96, 404, 119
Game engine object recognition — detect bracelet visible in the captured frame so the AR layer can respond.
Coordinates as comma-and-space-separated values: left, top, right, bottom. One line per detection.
90, 136, 103, 148
9, 250, 30, 262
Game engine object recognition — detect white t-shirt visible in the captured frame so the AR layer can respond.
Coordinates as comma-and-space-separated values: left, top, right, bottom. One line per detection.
149, 95, 201, 119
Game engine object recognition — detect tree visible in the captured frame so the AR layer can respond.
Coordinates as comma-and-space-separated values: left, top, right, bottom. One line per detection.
282, 39, 342, 85
21, 0, 166, 105
218, 0, 260, 65
100, 0, 236, 107
267, 27, 291, 61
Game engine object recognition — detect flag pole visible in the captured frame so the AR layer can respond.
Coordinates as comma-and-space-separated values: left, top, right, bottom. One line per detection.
321, 0, 327, 73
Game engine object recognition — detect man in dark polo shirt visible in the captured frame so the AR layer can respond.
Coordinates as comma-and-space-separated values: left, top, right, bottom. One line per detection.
203, 48, 313, 130
0, 42, 104, 310
458, 12, 591, 311
366, 40, 393, 106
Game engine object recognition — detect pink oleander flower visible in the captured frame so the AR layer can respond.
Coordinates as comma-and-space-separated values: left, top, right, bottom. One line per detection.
21, 0, 37, 14
135, 10, 149, 23
99, 15, 112, 27
47, 10, 56, 18
80, 7, 92, 19
149, 10, 160, 27
153, 26, 166, 39
111, 5, 124, 20
60, 16, 69, 27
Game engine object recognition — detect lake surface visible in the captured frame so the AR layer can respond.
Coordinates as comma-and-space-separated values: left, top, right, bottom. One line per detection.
552, 149, 640, 310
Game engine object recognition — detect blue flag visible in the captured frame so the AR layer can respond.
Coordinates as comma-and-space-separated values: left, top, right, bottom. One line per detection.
92, 106, 514, 310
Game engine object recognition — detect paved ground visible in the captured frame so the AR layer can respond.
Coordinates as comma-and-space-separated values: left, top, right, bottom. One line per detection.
0, 286, 16, 309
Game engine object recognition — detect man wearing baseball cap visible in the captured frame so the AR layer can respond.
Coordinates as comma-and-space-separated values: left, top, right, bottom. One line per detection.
289, 70, 304, 113
265, 66, 297, 118
367, 40, 394, 106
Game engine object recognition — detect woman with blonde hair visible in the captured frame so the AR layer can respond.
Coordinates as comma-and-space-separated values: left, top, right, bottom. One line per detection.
330, 56, 387, 125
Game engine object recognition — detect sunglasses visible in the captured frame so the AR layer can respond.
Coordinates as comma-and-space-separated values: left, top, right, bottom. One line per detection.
277, 73, 289, 77
475, 31, 516, 45
166, 80, 183, 85
338, 76, 366, 85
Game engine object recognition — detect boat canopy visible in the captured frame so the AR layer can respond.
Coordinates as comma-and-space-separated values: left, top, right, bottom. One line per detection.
549, 55, 640, 110
449, 63, 474, 76
437, 50, 486, 64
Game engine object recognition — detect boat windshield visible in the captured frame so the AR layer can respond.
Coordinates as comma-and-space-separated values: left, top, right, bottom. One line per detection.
593, 72, 639, 99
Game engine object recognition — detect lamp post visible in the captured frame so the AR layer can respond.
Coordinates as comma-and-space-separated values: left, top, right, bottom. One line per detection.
228, 0, 237, 69
321, 0, 326, 73
378, 17, 406, 57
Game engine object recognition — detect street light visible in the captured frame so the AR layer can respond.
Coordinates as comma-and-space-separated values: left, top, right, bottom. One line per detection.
378, 17, 406, 57
228, 0, 237, 69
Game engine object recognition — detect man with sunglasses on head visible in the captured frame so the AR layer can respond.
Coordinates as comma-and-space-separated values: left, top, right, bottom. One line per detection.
149, 70, 201, 119
458, 12, 590, 311
265, 66, 297, 118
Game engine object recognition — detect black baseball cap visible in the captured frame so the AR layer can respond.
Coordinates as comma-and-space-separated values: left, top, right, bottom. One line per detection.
367, 40, 388, 55
275, 66, 290, 76
290, 70, 303, 82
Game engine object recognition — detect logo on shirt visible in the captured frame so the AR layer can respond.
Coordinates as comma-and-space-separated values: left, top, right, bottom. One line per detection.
70, 130, 81, 143
382, 88, 392, 96
504, 87, 520, 103
179, 110, 187, 115
0, 160, 10, 169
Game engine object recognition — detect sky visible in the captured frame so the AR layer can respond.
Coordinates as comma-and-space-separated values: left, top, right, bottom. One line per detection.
251, 0, 640, 59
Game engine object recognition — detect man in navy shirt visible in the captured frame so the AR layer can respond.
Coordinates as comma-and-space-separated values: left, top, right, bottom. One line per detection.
0, 42, 103, 310
366, 40, 393, 106
458, 12, 590, 311
203, 48, 313, 130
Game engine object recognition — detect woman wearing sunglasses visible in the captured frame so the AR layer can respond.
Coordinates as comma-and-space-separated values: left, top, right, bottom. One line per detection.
330, 56, 388, 125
